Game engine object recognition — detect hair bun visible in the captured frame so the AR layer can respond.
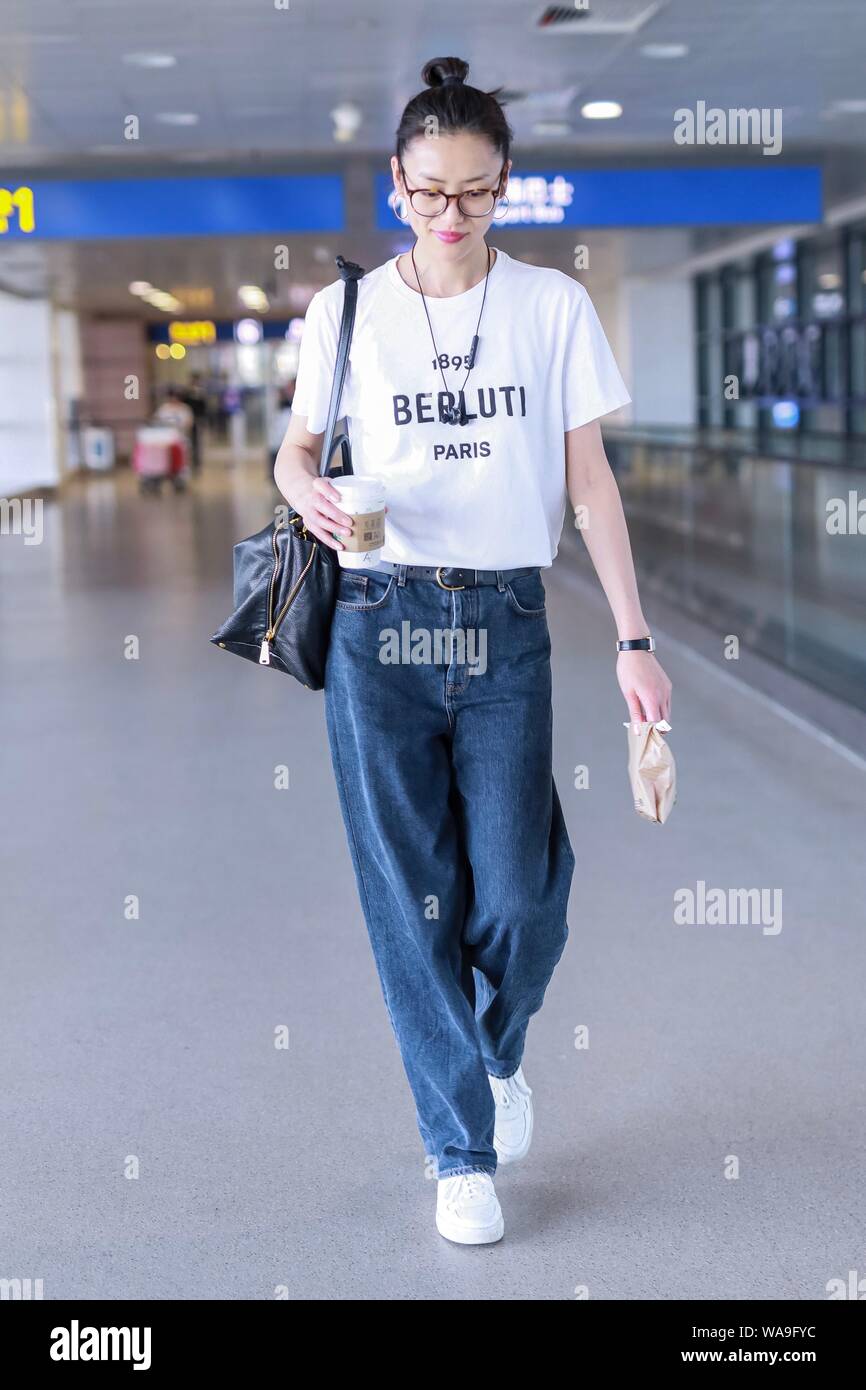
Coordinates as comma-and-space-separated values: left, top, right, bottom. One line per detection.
422, 56, 470, 89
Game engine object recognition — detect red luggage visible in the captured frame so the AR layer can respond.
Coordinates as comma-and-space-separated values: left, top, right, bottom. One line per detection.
134, 427, 189, 493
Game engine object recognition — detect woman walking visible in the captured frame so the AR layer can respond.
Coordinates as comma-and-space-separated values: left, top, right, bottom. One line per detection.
275, 56, 672, 1244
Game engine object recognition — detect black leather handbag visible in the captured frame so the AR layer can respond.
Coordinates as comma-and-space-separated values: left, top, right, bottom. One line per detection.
209, 255, 365, 688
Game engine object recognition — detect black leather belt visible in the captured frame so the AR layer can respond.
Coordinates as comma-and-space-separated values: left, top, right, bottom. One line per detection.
374, 562, 539, 590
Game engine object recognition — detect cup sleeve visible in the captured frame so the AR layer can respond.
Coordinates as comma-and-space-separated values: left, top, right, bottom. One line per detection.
562, 283, 632, 432
290, 289, 340, 435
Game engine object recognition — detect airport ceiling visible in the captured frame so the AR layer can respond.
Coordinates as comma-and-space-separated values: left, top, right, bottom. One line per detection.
0, 0, 863, 314
1, 0, 864, 162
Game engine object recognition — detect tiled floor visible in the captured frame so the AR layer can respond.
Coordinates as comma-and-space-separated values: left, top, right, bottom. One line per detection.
1, 455, 864, 1299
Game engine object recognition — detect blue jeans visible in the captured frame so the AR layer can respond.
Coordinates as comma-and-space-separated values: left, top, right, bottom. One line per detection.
324, 564, 575, 1178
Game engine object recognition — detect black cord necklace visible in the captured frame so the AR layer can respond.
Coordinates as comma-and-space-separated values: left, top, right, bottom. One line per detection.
410, 242, 492, 425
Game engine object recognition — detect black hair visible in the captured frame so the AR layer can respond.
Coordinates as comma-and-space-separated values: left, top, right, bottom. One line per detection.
395, 56, 513, 169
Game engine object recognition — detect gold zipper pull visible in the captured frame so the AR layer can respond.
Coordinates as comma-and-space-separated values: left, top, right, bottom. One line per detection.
259, 635, 272, 665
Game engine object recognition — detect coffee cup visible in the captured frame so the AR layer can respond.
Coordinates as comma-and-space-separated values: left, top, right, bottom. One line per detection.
331, 475, 386, 569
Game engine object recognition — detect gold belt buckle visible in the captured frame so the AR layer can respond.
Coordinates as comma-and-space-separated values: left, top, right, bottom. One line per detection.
435, 566, 465, 591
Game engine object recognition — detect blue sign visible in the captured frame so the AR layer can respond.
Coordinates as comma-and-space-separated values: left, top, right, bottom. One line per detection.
0, 174, 344, 239
375, 167, 822, 230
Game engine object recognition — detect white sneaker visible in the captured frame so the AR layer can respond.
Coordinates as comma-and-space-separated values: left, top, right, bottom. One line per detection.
489, 1066, 533, 1165
436, 1172, 504, 1245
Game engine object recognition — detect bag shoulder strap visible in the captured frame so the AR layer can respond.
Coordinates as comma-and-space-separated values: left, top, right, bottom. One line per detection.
319, 255, 365, 477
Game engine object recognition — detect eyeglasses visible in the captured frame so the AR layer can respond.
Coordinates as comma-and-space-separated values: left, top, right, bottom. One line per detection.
398, 163, 507, 218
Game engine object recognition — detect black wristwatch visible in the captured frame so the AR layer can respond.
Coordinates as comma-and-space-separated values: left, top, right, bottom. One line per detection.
616, 635, 655, 653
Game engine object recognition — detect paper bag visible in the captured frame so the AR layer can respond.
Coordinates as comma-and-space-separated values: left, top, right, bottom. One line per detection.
623, 718, 677, 824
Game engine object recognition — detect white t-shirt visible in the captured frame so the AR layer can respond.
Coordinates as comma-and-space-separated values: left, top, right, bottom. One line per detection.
291, 247, 630, 568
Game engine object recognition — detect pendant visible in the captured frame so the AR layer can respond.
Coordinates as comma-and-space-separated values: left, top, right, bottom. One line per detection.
443, 403, 467, 426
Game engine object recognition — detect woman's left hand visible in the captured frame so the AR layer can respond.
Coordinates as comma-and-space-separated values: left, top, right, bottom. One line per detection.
616, 651, 673, 724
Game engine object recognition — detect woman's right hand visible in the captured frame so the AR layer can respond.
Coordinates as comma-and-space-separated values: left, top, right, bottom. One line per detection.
289, 474, 354, 551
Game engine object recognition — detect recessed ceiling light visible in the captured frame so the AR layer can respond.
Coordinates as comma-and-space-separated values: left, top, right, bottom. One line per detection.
154, 112, 200, 126
129, 281, 153, 295
331, 102, 361, 142
123, 52, 176, 68
581, 101, 623, 120
238, 285, 269, 311
146, 290, 182, 311
818, 272, 841, 289
828, 98, 866, 114
640, 43, 688, 59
